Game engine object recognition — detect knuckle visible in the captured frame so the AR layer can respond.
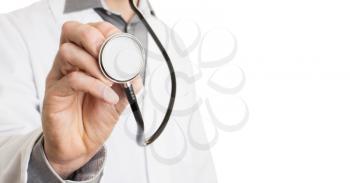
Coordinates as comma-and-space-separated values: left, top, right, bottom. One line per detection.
67, 71, 80, 84
80, 25, 104, 50
81, 25, 97, 40
58, 43, 72, 61
61, 21, 75, 33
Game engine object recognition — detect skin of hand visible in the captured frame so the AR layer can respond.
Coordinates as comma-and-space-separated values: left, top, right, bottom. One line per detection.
42, 21, 143, 178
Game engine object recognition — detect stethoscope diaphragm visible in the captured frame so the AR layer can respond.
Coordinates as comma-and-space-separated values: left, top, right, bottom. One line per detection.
99, 33, 145, 84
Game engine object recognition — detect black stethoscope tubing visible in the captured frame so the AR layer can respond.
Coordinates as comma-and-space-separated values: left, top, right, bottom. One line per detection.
123, 0, 177, 146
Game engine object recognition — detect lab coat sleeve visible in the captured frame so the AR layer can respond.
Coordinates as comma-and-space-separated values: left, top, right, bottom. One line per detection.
0, 13, 44, 183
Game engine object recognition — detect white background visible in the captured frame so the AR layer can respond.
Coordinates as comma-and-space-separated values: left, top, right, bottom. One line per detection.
2, 0, 350, 182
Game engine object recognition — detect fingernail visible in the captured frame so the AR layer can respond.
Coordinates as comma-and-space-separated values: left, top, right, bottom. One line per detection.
103, 87, 119, 104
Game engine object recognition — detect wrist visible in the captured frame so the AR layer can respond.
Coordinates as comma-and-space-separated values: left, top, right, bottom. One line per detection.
42, 139, 97, 179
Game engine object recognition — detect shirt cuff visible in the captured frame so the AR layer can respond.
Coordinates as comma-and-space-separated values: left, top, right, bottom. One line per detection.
27, 136, 106, 183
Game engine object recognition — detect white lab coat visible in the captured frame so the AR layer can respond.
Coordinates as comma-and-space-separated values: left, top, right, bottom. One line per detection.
0, 0, 217, 182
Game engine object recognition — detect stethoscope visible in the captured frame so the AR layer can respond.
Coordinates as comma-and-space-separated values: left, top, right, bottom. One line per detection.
98, 0, 176, 146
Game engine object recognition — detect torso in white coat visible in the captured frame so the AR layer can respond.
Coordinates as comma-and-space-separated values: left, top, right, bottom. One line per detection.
0, 0, 217, 182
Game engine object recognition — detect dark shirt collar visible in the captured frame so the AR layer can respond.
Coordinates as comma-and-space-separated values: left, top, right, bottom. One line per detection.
64, 0, 151, 16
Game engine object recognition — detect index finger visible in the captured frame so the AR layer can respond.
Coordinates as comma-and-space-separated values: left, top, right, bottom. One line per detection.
60, 21, 105, 58
88, 22, 121, 38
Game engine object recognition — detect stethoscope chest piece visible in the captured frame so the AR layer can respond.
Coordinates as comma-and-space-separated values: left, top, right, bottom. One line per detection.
99, 33, 149, 146
99, 33, 145, 83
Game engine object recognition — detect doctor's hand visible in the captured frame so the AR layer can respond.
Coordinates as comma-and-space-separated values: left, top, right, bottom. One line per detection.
42, 21, 143, 178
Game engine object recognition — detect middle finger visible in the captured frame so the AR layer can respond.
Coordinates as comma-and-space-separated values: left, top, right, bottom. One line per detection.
58, 42, 112, 85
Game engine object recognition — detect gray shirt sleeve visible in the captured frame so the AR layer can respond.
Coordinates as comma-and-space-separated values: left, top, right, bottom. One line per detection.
28, 136, 105, 183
